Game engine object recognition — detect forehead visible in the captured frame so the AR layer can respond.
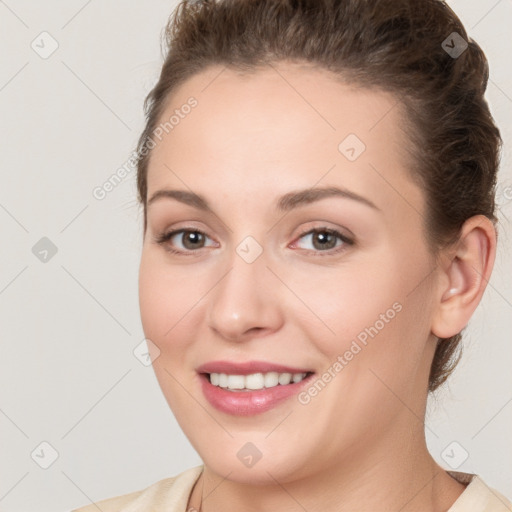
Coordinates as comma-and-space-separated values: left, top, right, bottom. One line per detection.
146, 62, 421, 218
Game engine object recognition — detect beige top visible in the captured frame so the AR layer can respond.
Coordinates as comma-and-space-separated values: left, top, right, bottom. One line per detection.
72, 465, 512, 511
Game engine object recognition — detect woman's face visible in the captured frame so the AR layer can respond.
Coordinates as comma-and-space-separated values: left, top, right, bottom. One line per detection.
139, 62, 439, 483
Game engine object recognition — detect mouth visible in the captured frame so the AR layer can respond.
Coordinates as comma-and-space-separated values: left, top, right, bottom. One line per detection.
196, 361, 316, 415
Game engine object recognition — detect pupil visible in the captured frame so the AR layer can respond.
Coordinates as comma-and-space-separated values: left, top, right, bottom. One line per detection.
185, 232, 203, 249
314, 231, 335, 250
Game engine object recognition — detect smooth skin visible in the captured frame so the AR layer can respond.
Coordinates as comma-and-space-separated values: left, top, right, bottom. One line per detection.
138, 62, 496, 512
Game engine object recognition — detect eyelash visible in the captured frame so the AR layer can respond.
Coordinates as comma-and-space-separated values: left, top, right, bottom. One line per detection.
153, 226, 354, 258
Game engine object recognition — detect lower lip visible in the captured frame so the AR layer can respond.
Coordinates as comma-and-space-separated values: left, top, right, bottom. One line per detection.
199, 373, 315, 416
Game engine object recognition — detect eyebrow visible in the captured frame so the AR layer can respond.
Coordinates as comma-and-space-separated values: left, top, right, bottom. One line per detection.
147, 186, 379, 213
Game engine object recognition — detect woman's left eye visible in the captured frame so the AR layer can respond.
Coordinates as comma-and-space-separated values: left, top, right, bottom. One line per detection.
292, 228, 353, 256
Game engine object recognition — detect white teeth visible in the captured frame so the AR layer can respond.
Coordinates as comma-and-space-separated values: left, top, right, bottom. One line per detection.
264, 372, 279, 388
246, 373, 265, 390
278, 373, 292, 385
292, 373, 305, 383
227, 375, 245, 389
208, 371, 309, 391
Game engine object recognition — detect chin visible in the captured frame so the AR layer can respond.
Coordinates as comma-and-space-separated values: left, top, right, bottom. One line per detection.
204, 458, 297, 485
196, 439, 317, 485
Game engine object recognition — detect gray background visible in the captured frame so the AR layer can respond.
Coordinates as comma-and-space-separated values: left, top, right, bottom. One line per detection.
0, 1, 510, 510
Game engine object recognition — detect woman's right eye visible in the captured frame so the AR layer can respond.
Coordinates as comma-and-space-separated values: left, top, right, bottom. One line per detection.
153, 228, 217, 256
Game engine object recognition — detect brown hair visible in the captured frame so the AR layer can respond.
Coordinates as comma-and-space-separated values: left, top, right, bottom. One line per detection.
136, 0, 502, 392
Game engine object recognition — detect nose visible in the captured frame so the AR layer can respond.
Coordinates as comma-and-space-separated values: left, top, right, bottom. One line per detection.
207, 248, 284, 342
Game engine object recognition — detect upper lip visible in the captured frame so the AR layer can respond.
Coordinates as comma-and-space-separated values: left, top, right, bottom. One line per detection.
196, 360, 314, 375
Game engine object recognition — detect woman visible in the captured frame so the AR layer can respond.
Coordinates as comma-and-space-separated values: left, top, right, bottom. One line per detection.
74, 0, 511, 510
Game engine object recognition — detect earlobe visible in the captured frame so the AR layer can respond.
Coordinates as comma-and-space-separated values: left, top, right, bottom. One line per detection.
432, 215, 496, 339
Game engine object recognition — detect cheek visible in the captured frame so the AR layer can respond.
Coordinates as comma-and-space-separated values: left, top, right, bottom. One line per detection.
138, 251, 194, 357
138, 253, 169, 341
287, 257, 403, 349
139, 249, 201, 332
138, 249, 220, 384
138, 251, 201, 410
291, 259, 433, 438
292, 247, 432, 375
